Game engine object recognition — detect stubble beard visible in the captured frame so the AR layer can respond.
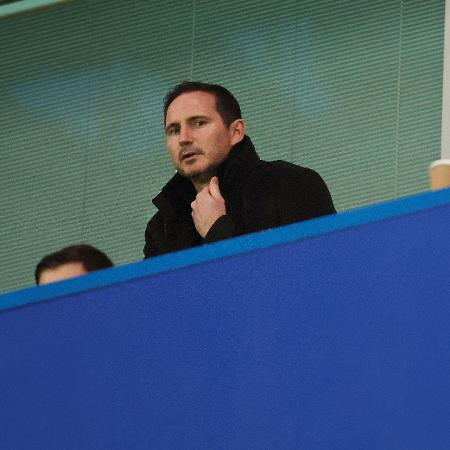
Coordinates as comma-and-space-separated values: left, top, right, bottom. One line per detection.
190, 167, 219, 188
178, 163, 219, 189
177, 146, 220, 188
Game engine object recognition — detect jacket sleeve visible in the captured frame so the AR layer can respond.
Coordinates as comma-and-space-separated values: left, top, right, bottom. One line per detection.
143, 212, 168, 258
203, 214, 237, 244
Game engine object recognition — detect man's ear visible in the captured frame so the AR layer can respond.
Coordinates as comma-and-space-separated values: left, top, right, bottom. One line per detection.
229, 119, 245, 146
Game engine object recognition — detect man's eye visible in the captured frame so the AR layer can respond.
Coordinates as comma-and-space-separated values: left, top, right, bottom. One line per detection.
167, 128, 179, 136
194, 119, 206, 127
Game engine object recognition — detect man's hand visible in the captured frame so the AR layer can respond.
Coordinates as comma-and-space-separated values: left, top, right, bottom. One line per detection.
191, 176, 226, 238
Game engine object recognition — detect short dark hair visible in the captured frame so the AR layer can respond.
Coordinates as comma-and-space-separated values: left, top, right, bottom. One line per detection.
164, 81, 242, 126
35, 244, 113, 285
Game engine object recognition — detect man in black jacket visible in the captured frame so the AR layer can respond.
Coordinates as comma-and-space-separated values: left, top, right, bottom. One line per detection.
144, 81, 335, 258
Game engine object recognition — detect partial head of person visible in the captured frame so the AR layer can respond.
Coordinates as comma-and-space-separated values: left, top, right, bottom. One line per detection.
35, 244, 114, 285
163, 81, 246, 191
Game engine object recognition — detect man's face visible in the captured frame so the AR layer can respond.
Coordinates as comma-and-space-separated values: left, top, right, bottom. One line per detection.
165, 91, 240, 182
38, 262, 87, 285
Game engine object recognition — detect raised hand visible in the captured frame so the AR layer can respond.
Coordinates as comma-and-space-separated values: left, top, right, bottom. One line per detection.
191, 176, 226, 238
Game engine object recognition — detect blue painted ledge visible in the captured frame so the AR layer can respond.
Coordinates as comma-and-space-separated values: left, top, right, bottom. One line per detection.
1, 187, 450, 312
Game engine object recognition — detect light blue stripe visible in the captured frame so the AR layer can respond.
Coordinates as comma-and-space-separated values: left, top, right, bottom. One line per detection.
0, 0, 67, 18
1, 187, 450, 312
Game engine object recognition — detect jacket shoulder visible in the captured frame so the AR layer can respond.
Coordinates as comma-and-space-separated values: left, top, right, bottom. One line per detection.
255, 159, 325, 185
250, 159, 336, 216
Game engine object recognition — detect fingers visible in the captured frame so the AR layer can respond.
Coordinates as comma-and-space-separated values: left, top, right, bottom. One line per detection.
191, 178, 222, 209
209, 176, 222, 199
190, 179, 226, 238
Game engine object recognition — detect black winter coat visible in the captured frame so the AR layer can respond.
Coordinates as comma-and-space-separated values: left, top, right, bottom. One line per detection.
144, 136, 335, 258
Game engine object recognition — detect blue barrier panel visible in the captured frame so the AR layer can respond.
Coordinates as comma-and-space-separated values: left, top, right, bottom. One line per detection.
1, 189, 450, 449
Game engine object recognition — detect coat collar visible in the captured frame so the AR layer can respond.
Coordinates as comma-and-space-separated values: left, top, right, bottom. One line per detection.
153, 135, 260, 216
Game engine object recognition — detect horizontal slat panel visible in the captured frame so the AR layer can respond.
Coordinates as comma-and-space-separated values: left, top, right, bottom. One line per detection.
0, 0, 445, 293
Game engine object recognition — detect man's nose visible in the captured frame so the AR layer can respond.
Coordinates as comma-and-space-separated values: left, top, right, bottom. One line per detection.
178, 126, 193, 144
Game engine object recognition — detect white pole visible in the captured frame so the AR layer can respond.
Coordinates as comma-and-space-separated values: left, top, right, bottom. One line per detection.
441, 0, 450, 158
429, 0, 450, 189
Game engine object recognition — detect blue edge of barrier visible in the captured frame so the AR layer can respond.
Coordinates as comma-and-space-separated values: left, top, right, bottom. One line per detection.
1, 187, 450, 312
